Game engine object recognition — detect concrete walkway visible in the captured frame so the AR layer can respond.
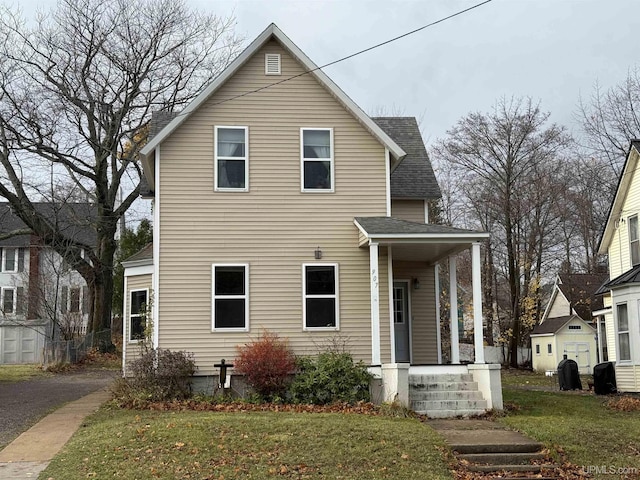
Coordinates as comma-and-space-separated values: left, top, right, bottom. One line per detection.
0, 388, 111, 479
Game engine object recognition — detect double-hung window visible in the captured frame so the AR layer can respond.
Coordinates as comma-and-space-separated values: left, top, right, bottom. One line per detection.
129, 289, 148, 341
617, 303, 631, 361
1, 248, 21, 273
1, 287, 15, 314
630, 215, 640, 266
303, 264, 339, 330
212, 264, 249, 331
301, 128, 333, 192
215, 126, 248, 191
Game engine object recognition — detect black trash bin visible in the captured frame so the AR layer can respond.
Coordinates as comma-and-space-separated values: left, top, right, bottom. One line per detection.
593, 362, 617, 395
558, 355, 582, 390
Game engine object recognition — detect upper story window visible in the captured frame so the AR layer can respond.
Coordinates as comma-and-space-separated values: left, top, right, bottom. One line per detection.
215, 126, 248, 191
1, 247, 23, 273
301, 128, 333, 192
630, 215, 640, 266
568, 325, 582, 330
212, 264, 249, 331
60, 285, 89, 314
303, 263, 339, 330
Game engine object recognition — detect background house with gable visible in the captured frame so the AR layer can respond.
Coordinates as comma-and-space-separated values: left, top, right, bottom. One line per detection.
0, 203, 95, 364
125, 23, 502, 416
531, 273, 605, 374
597, 140, 640, 392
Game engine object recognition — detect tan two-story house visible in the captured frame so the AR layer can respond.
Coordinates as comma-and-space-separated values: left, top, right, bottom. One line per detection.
125, 24, 502, 416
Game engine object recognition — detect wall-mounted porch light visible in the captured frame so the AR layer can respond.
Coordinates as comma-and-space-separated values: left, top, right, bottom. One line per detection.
314, 246, 323, 259
413, 278, 420, 290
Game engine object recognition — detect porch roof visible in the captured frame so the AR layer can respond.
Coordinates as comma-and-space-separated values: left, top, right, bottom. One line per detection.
595, 263, 640, 294
354, 217, 489, 263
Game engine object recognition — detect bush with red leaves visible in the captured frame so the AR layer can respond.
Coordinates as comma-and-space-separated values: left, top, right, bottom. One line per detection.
235, 331, 296, 400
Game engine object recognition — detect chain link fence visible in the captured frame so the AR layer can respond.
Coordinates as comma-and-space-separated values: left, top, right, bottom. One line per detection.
43, 329, 112, 365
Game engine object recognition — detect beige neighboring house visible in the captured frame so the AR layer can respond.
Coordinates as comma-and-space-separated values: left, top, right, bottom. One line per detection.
531, 273, 605, 374
596, 140, 640, 392
124, 24, 502, 416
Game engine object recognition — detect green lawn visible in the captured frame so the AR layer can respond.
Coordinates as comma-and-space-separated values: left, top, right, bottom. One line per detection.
42, 407, 453, 480
499, 389, 640, 478
501, 368, 591, 389
0, 364, 51, 383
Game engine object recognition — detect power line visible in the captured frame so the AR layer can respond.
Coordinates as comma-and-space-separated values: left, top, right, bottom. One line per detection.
208, 0, 494, 108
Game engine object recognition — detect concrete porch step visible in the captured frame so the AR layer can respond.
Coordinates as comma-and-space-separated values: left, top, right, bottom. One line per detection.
409, 381, 479, 391
451, 441, 543, 454
419, 408, 487, 418
412, 399, 487, 412
409, 390, 484, 401
468, 464, 558, 474
409, 373, 474, 383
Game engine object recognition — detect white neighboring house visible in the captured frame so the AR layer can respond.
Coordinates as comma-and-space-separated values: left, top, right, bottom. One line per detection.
597, 140, 640, 392
0, 203, 95, 364
531, 273, 606, 374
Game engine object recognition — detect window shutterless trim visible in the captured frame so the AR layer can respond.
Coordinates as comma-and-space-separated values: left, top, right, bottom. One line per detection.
1, 286, 16, 314
214, 126, 249, 192
300, 127, 334, 193
616, 302, 631, 362
302, 263, 339, 331
1, 247, 18, 273
128, 288, 149, 343
211, 263, 249, 332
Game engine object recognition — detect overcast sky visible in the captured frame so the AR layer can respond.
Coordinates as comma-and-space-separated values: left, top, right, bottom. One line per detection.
20, 0, 639, 146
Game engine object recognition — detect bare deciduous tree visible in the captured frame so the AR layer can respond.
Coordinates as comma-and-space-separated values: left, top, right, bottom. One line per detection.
0, 0, 242, 332
432, 96, 572, 367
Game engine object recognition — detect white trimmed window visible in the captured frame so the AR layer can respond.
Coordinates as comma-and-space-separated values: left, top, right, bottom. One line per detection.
630, 215, 640, 266
301, 128, 333, 192
535, 344, 540, 355
212, 264, 249, 331
1, 247, 23, 273
215, 126, 248, 191
1, 287, 16, 314
547, 343, 552, 355
616, 303, 631, 361
303, 263, 339, 330
568, 325, 581, 330
60, 286, 88, 314
129, 289, 148, 341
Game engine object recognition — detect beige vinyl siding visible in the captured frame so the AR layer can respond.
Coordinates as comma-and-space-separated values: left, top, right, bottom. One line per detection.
391, 200, 425, 223
123, 274, 152, 373
615, 365, 640, 392
546, 291, 571, 319
392, 261, 437, 364
157, 40, 389, 374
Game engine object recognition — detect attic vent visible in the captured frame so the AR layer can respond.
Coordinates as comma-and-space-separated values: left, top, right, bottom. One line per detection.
265, 53, 281, 75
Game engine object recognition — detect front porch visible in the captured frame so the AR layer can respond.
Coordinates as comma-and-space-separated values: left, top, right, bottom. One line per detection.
355, 217, 503, 416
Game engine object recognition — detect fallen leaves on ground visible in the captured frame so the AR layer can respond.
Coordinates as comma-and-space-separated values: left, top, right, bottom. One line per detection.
607, 395, 640, 412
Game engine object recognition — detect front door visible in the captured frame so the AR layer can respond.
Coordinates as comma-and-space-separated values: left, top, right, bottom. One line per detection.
393, 281, 410, 362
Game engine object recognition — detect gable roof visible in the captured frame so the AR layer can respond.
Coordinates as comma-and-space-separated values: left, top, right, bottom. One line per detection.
122, 242, 153, 268
555, 273, 608, 321
372, 117, 441, 199
598, 140, 640, 254
0, 203, 97, 248
531, 315, 594, 335
139, 23, 406, 190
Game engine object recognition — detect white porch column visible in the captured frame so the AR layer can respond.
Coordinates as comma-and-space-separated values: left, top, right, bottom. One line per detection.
434, 263, 442, 364
471, 242, 485, 364
370, 242, 381, 365
449, 255, 460, 364
596, 316, 604, 363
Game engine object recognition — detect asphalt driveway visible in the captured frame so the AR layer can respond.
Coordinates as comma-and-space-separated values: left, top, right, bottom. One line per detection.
0, 368, 117, 449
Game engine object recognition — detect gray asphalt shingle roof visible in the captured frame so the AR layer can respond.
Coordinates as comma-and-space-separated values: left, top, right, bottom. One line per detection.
123, 242, 153, 264
0, 203, 97, 248
355, 216, 486, 236
531, 316, 574, 335
372, 117, 441, 200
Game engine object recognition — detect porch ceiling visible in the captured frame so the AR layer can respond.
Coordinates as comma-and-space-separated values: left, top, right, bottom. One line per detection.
354, 216, 489, 264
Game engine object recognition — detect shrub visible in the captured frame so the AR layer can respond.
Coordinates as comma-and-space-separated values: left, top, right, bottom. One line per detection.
112, 348, 196, 407
234, 331, 296, 400
289, 351, 372, 405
